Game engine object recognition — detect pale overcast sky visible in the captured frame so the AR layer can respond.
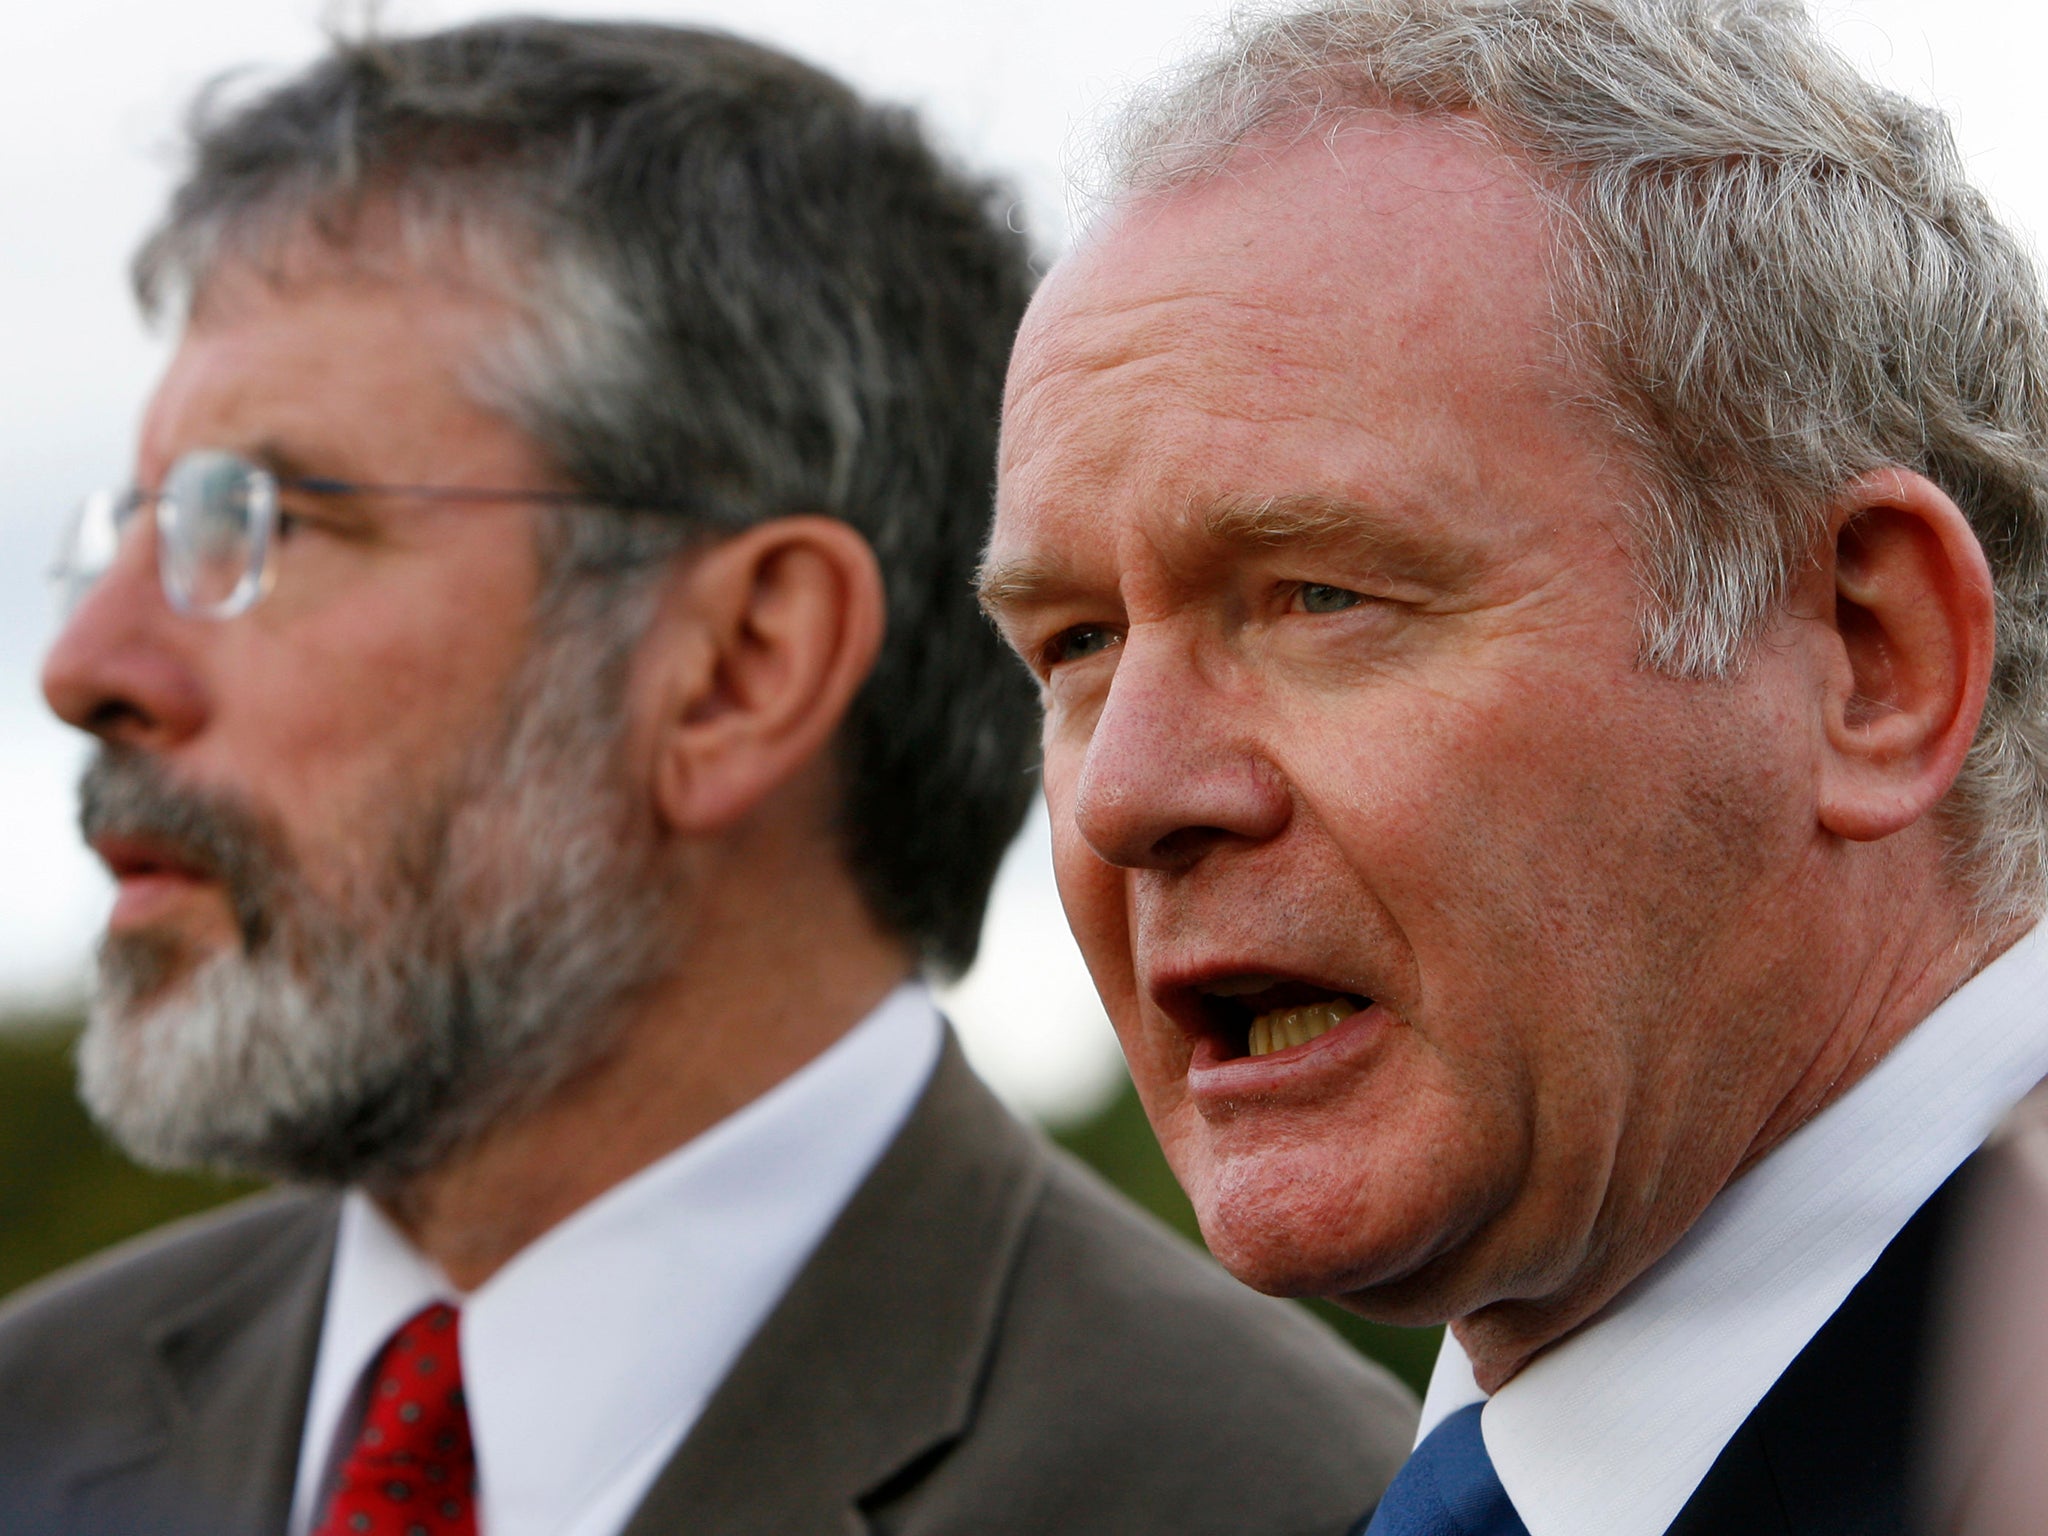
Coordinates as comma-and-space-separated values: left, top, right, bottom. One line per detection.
2, 0, 2043, 1117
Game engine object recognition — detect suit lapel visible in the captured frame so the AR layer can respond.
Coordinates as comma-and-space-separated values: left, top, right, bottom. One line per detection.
620, 1033, 1047, 1536
1664, 1156, 1969, 1536
65, 1193, 338, 1536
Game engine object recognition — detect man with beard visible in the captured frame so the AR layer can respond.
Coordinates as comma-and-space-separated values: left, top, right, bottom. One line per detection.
0, 20, 1414, 1536
982, 0, 2048, 1532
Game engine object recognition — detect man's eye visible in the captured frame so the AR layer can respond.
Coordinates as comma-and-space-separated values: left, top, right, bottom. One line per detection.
1043, 625, 1123, 668
274, 500, 364, 541
1297, 583, 1364, 614
273, 497, 339, 539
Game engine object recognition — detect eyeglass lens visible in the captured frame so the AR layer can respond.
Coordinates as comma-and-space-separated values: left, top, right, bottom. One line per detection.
158, 450, 274, 617
56, 450, 276, 620
56, 489, 131, 614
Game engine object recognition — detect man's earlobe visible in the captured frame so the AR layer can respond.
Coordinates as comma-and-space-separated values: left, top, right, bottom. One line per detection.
1814, 469, 1996, 843
647, 517, 886, 837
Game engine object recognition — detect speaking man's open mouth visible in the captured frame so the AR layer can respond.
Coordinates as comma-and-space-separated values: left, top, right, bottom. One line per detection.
1169, 974, 1375, 1063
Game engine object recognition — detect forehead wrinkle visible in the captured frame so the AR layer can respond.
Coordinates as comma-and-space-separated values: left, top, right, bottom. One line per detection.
1006, 259, 1328, 419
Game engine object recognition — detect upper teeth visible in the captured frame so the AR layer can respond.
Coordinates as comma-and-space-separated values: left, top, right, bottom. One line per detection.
1247, 1000, 1354, 1057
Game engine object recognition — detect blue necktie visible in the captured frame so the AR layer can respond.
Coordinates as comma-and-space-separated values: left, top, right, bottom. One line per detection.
1359, 1403, 1532, 1536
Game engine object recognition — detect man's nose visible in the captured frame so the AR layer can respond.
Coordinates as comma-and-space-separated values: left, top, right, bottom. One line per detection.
1068, 641, 1292, 871
42, 522, 208, 750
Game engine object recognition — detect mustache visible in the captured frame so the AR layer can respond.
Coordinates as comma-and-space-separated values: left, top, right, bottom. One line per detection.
78, 746, 292, 951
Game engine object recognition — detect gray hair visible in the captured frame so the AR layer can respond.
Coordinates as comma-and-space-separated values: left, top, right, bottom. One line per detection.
134, 19, 1040, 974
1100, 0, 2048, 922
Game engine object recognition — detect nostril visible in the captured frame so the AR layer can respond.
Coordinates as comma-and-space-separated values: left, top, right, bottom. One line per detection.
83, 699, 157, 739
1150, 824, 1237, 869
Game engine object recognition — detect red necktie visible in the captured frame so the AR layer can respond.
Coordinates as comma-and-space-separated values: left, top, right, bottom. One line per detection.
315, 1302, 478, 1536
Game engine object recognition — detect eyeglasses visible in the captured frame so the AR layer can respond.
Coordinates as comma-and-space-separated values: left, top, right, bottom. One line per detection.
54, 448, 698, 620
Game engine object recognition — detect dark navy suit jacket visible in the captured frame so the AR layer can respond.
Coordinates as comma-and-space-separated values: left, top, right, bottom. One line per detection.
1663, 1159, 1965, 1534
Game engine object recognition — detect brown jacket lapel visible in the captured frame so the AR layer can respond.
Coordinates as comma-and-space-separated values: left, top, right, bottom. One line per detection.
619, 1033, 1045, 1536
61, 1192, 336, 1536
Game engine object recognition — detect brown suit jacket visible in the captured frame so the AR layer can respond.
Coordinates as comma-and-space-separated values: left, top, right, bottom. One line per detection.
0, 1036, 1415, 1534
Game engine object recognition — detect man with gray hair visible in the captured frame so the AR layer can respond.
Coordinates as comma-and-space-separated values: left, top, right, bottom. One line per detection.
0, 18, 1416, 1535
982, 0, 2048, 1531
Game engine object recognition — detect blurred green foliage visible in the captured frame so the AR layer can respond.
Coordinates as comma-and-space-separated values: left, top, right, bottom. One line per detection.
0, 1012, 1437, 1395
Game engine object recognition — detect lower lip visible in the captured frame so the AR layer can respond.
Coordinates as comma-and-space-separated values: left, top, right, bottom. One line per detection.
108, 870, 215, 930
1183, 1002, 1392, 1101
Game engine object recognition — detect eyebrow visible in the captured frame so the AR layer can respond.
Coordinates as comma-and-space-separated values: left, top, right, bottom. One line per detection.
976, 555, 1067, 618
243, 438, 333, 486
1198, 492, 1476, 584
978, 490, 1475, 619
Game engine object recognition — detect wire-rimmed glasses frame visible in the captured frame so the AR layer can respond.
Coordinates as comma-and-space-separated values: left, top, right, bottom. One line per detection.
54, 447, 706, 620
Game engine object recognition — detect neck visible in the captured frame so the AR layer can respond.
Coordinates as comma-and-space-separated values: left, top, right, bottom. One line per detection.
375, 839, 914, 1292
1454, 848, 2024, 1392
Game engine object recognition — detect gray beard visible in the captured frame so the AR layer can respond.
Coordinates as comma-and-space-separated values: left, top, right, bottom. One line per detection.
75, 607, 677, 1189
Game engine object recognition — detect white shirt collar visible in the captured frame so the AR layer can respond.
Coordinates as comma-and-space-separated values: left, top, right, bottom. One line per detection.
1416, 919, 2048, 1536
290, 981, 943, 1536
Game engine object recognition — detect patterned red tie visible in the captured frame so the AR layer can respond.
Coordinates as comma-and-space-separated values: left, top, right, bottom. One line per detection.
315, 1302, 478, 1536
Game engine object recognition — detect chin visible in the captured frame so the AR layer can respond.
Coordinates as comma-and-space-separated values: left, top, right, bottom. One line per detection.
1171, 1115, 1515, 1322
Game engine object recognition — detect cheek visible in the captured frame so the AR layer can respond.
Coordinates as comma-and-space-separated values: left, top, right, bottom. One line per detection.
265, 639, 490, 801
1297, 660, 1680, 935
215, 595, 537, 853
1289, 667, 1794, 1150
1275, 674, 1668, 1104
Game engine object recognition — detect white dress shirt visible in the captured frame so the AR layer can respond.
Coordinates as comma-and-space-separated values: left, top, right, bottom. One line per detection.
1414, 918, 2048, 1536
287, 981, 943, 1536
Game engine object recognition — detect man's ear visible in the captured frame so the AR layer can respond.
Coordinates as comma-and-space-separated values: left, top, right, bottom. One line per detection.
1813, 467, 1996, 843
641, 516, 884, 837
